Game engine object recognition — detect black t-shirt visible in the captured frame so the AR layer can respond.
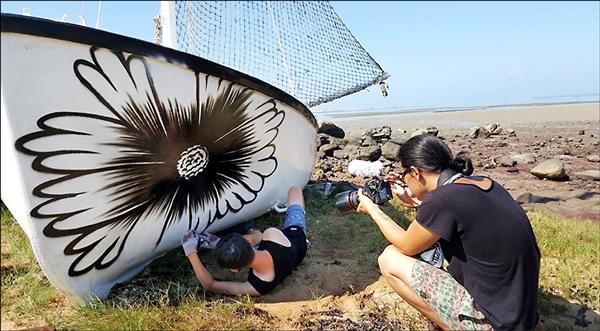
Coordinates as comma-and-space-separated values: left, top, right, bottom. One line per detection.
247, 226, 307, 295
417, 177, 540, 330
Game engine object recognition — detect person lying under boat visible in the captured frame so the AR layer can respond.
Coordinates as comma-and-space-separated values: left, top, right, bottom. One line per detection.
181, 186, 308, 296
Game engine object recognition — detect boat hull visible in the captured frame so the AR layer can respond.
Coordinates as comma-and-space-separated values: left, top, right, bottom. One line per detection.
1, 14, 317, 299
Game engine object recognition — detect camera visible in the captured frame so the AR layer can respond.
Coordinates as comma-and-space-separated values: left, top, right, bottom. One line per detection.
334, 177, 393, 212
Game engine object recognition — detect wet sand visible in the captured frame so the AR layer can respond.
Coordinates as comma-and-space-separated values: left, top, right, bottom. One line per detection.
330, 102, 600, 131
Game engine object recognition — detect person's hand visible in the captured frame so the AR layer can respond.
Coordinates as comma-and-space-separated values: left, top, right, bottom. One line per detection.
356, 189, 379, 214
198, 233, 221, 250
385, 171, 401, 183
182, 230, 200, 256
390, 183, 422, 208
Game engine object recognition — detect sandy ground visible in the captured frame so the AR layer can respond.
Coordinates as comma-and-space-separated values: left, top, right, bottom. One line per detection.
333, 102, 600, 131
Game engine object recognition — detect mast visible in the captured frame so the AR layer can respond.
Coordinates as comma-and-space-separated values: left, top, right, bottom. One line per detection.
159, 1, 177, 49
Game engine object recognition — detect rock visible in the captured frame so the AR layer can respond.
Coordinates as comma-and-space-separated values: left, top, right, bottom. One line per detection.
492, 126, 503, 135
497, 141, 508, 147
573, 170, 600, 181
515, 193, 533, 204
426, 126, 440, 136
332, 150, 347, 159
469, 127, 491, 139
510, 153, 536, 164
320, 162, 333, 172
343, 131, 363, 146
515, 192, 559, 204
329, 137, 345, 146
506, 167, 519, 173
381, 141, 402, 161
578, 129, 585, 135
318, 143, 339, 157
411, 126, 439, 138
469, 126, 480, 139
411, 129, 428, 138
358, 146, 382, 161
361, 136, 376, 147
318, 121, 345, 138
333, 144, 359, 160
331, 164, 342, 173
317, 133, 330, 148
530, 159, 566, 180
558, 154, 575, 160
484, 122, 499, 134
366, 126, 392, 142
313, 169, 326, 180
586, 155, 600, 162
565, 189, 597, 200
390, 129, 407, 142
390, 134, 410, 145
493, 156, 516, 167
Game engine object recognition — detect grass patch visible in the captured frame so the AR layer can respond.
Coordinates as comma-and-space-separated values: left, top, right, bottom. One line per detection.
2, 197, 599, 329
1, 202, 67, 327
529, 211, 600, 310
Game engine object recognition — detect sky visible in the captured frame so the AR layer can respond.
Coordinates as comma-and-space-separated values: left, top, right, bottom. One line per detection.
1, 1, 599, 112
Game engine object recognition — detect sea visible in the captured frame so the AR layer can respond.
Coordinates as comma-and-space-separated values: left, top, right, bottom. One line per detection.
312, 94, 600, 122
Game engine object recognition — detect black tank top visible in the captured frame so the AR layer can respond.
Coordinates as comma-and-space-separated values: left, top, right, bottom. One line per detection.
247, 239, 297, 295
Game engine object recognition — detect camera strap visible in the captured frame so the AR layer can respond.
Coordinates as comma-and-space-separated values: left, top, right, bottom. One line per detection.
437, 168, 462, 187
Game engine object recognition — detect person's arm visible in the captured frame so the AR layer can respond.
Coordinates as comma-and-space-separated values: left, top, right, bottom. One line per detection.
186, 253, 260, 296
357, 190, 439, 255
242, 229, 263, 246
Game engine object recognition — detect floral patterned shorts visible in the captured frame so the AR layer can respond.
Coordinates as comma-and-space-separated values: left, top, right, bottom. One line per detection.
411, 260, 494, 330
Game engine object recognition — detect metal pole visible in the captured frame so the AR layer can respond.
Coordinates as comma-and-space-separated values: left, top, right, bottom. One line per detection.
95, 1, 102, 29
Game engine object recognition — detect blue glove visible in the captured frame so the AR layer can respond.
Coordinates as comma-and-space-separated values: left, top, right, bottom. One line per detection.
182, 230, 200, 256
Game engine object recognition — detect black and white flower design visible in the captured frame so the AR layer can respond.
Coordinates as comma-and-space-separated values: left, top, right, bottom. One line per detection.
15, 47, 284, 276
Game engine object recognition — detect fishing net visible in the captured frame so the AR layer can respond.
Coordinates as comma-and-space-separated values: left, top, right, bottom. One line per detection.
156, 1, 388, 107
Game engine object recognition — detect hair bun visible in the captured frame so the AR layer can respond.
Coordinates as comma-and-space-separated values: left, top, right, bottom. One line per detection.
450, 153, 474, 175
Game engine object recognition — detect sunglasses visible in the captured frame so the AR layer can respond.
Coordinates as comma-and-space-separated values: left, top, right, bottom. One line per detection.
397, 168, 412, 186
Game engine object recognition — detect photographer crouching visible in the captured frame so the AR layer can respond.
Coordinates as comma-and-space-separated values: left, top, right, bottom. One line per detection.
352, 134, 542, 331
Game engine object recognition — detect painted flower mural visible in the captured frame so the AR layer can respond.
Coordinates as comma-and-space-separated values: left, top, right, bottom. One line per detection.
15, 47, 284, 277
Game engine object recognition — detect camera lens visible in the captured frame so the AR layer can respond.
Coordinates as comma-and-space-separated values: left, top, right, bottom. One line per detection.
334, 190, 360, 212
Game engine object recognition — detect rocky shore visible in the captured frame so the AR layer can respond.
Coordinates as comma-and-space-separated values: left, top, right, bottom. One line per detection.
310, 119, 600, 221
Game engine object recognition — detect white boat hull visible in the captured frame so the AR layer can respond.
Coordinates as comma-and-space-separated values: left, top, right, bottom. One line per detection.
1, 14, 317, 299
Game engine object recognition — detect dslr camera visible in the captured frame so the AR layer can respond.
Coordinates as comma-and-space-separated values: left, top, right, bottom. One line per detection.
334, 177, 392, 212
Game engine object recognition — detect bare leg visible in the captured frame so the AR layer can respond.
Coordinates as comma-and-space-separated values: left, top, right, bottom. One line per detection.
378, 245, 450, 330
287, 186, 304, 208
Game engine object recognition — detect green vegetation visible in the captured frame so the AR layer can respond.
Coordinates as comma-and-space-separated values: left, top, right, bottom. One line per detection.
1, 198, 598, 329
529, 211, 600, 312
